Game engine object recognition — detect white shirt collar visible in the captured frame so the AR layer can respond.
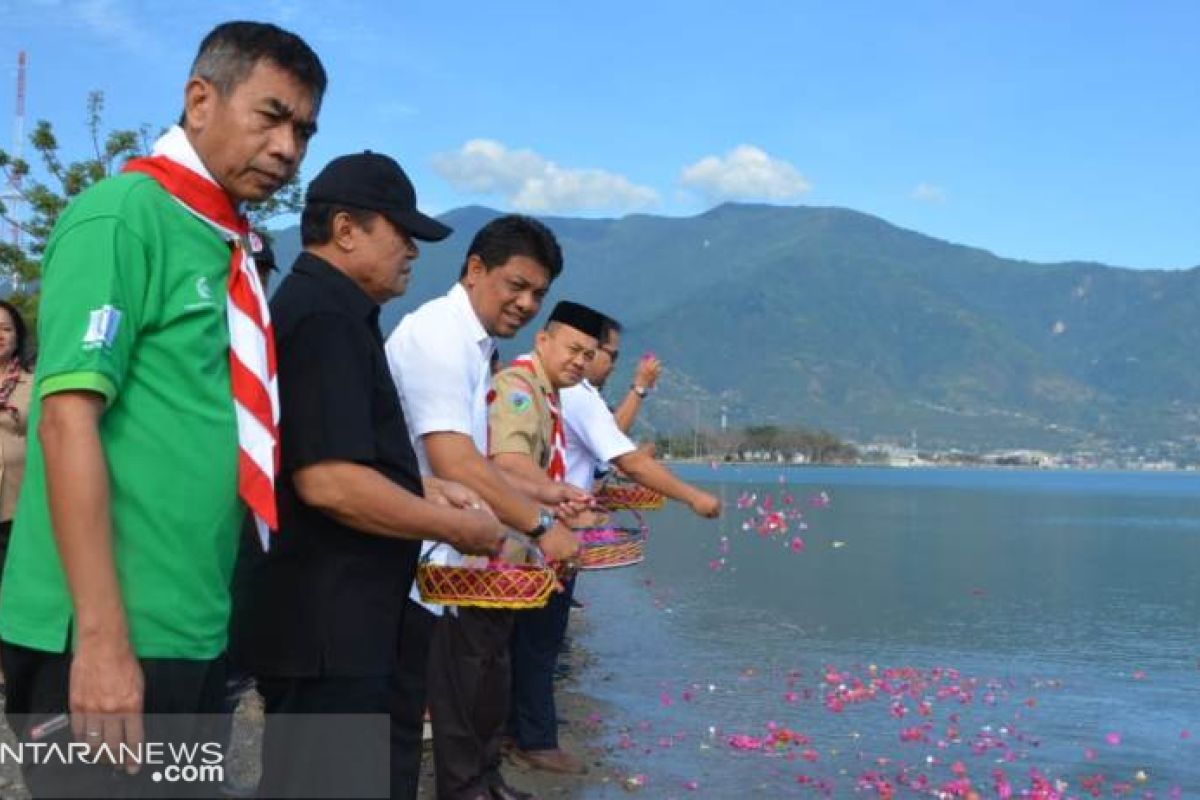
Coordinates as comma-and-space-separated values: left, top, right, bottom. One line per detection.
151, 125, 220, 186
447, 282, 493, 357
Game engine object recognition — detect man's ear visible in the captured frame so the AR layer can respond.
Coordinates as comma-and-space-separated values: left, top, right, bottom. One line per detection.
463, 254, 487, 288
331, 211, 358, 252
182, 76, 218, 133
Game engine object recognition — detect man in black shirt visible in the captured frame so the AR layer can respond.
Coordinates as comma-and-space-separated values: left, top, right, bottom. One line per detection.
230, 152, 504, 798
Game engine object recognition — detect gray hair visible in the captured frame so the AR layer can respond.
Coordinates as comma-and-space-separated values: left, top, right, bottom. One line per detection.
188, 21, 326, 101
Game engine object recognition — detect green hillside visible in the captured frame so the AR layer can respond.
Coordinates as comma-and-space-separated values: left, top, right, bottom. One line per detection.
269, 203, 1200, 455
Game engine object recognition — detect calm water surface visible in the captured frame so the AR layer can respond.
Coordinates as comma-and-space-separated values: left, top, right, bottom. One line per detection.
571, 467, 1200, 798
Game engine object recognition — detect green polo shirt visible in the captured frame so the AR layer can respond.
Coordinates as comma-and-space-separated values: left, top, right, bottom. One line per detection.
0, 172, 242, 659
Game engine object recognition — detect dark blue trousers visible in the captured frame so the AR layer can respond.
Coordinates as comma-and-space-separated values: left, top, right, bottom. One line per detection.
508, 574, 576, 750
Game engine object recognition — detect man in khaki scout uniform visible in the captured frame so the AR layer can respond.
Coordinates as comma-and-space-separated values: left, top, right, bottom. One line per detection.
489, 301, 606, 486
489, 300, 607, 778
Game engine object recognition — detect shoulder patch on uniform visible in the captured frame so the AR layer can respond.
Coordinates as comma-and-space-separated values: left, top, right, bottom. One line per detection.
82, 305, 122, 351
508, 390, 532, 413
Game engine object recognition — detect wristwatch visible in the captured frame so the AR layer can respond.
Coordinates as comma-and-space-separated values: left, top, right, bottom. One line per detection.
631, 385, 649, 398
526, 508, 555, 539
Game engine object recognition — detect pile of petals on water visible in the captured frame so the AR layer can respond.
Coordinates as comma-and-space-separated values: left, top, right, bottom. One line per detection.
592, 660, 1190, 799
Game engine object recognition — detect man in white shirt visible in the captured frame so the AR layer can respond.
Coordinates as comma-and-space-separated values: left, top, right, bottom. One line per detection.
507, 306, 721, 775
386, 215, 584, 800
562, 310, 721, 507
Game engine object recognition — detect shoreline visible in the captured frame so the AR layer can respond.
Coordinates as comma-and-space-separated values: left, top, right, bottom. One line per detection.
0, 611, 614, 800
418, 610, 613, 799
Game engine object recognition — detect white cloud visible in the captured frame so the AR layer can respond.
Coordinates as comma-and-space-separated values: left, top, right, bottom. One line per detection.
73, 0, 155, 54
911, 182, 947, 203
680, 145, 811, 202
432, 139, 658, 213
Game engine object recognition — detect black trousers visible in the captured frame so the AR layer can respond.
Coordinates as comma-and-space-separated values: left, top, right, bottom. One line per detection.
256, 675, 392, 799
426, 608, 513, 800
0, 640, 227, 799
390, 599, 436, 800
508, 575, 575, 750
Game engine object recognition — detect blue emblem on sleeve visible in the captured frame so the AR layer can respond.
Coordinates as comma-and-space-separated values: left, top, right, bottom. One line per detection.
509, 390, 532, 413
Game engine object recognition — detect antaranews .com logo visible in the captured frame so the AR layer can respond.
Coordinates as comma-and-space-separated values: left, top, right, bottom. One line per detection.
0, 739, 225, 785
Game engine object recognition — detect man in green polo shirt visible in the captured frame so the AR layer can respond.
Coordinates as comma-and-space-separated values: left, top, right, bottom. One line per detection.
0, 22, 325, 795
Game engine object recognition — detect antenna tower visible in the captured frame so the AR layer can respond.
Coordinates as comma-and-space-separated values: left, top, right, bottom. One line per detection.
5, 51, 26, 251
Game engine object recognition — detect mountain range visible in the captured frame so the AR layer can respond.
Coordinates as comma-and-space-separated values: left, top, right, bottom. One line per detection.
269, 203, 1200, 456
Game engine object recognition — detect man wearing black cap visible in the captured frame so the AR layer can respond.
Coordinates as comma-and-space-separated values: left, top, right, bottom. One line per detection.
486, 302, 605, 779
509, 305, 722, 773
229, 152, 505, 798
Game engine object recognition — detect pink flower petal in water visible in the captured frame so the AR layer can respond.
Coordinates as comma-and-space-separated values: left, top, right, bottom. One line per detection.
682, 780, 699, 791
727, 734, 764, 751
790, 537, 805, 553
1105, 731, 1122, 746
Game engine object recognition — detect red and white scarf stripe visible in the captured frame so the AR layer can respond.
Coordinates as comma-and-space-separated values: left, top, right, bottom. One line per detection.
124, 152, 280, 551
511, 354, 567, 481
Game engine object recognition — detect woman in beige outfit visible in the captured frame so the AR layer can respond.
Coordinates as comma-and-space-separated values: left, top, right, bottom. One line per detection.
0, 299, 34, 574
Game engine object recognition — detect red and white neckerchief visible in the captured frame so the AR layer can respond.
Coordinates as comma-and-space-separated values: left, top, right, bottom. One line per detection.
124, 152, 280, 551
511, 354, 567, 481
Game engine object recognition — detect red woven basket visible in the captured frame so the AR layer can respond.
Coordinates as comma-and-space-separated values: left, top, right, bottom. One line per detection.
595, 483, 665, 511
577, 526, 647, 570
416, 562, 555, 609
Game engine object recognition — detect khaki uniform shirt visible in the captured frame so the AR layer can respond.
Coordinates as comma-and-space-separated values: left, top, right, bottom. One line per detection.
488, 354, 556, 471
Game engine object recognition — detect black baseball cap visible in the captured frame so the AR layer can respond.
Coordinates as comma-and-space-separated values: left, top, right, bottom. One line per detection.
305, 151, 452, 242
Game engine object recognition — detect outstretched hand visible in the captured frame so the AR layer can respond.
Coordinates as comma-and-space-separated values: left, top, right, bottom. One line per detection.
689, 490, 722, 519
634, 354, 662, 390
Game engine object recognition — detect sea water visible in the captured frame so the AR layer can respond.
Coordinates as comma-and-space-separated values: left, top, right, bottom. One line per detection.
573, 466, 1200, 798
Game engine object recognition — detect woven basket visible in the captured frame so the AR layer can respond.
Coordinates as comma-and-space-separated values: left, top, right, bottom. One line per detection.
577, 525, 647, 570
416, 562, 555, 609
596, 483, 665, 511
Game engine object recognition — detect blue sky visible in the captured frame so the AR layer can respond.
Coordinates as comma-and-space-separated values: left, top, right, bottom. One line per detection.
1, 0, 1197, 269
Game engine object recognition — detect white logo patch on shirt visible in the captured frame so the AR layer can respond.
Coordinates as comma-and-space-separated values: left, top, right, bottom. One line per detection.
82, 305, 122, 350
183, 276, 218, 312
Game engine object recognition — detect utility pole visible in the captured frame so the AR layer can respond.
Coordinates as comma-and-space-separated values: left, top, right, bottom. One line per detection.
3, 50, 27, 275
5, 51, 27, 261
693, 399, 700, 460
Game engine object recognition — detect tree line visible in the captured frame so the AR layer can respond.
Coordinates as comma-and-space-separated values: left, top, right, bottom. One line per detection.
654, 423, 859, 464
